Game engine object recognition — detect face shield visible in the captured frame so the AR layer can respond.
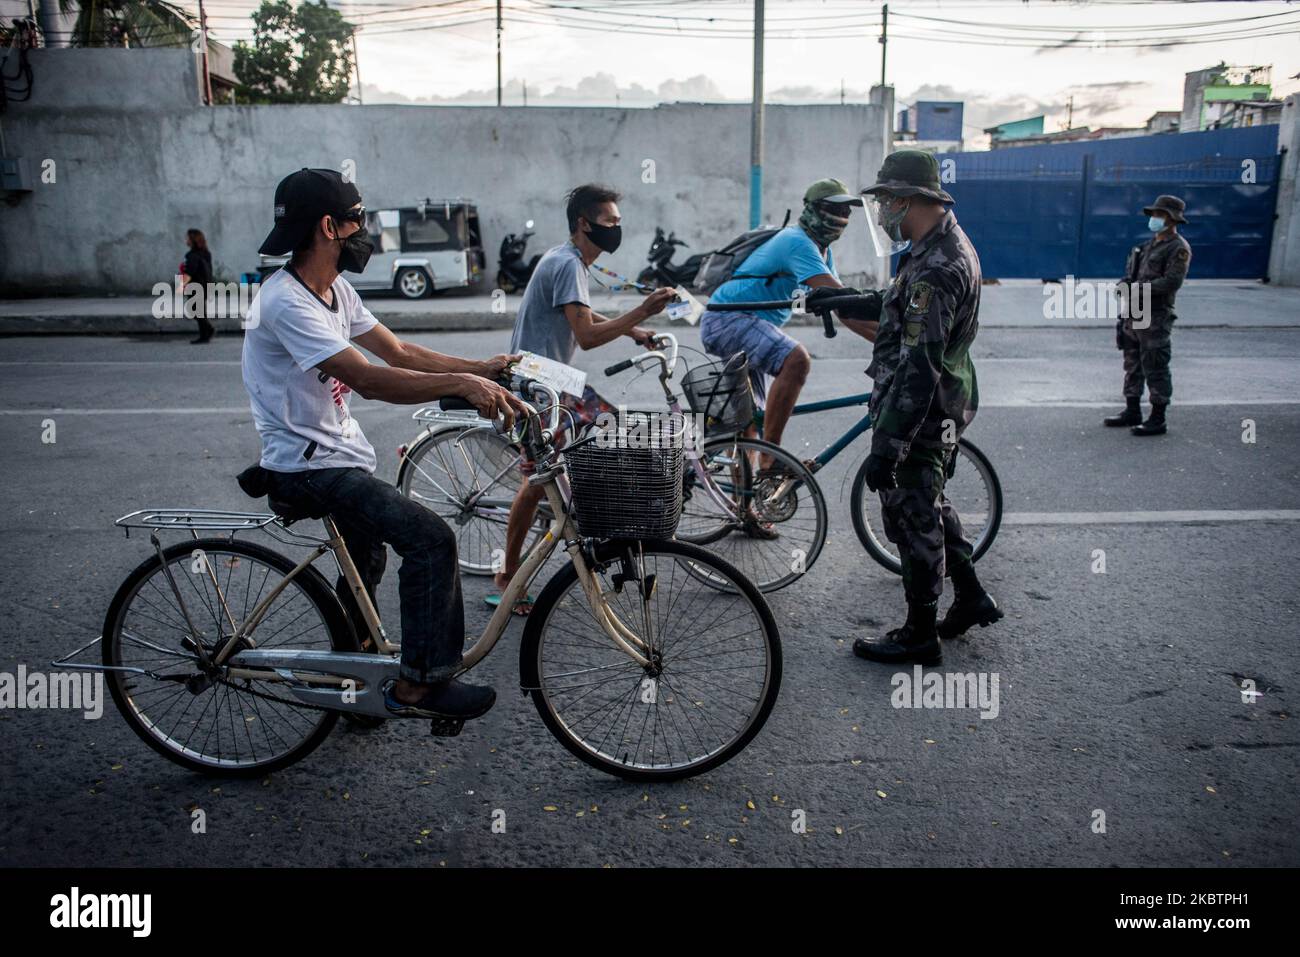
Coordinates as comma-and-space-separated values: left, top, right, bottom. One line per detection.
862, 192, 913, 258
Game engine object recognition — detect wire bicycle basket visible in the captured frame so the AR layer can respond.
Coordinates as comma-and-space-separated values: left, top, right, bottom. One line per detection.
563, 411, 686, 539
681, 351, 755, 436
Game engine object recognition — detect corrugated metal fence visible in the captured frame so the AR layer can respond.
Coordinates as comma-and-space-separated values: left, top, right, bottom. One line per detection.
944, 126, 1281, 279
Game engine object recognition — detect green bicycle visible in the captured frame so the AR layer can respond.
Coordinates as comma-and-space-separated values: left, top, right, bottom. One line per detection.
709, 293, 1003, 575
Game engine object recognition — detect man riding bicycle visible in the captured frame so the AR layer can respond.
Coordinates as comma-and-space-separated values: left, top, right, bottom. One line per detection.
491, 183, 675, 614
700, 178, 880, 460
242, 167, 528, 723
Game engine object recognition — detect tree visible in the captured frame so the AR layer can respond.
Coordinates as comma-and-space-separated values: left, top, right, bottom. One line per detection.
57, 0, 195, 48
234, 1, 355, 105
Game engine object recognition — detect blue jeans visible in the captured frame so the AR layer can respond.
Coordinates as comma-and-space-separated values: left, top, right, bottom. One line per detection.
266, 467, 464, 684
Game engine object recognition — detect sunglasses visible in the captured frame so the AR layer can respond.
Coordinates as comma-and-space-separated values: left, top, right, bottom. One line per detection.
333, 206, 366, 226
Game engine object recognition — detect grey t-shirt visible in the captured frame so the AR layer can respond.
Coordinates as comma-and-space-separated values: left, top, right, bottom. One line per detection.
509, 241, 590, 364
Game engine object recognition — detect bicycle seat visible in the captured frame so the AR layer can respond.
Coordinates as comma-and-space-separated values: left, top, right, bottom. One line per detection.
267, 495, 320, 523
236, 463, 325, 523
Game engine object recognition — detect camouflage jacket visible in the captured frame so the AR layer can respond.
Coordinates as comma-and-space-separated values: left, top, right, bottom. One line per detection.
1121, 232, 1192, 324
868, 209, 980, 459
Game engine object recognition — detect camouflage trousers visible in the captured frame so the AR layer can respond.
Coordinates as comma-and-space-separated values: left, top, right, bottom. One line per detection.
879, 444, 975, 602
1121, 322, 1173, 406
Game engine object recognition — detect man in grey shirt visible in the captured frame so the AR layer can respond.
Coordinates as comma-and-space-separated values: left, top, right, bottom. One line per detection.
493, 183, 675, 612
509, 239, 589, 364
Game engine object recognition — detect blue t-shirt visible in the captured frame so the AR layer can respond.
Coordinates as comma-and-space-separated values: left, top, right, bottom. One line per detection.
708, 226, 838, 325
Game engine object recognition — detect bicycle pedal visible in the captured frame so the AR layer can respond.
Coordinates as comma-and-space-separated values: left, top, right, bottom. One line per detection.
429, 717, 465, 738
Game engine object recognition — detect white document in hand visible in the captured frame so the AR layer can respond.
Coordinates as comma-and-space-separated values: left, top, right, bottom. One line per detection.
666, 286, 705, 325
515, 352, 588, 398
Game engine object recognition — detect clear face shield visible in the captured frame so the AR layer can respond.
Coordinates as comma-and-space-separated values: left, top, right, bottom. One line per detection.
863, 192, 913, 258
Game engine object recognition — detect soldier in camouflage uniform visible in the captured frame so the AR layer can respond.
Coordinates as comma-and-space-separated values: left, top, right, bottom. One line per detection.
1104, 195, 1192, 437
853, 150, 1003, 667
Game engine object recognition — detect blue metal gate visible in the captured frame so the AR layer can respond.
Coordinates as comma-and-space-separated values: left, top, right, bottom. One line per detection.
944, 126, 1281, 279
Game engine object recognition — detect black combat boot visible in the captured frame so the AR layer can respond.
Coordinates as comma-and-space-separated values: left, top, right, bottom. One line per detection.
853, 597, 942, 665
1103, 396, 1142, 427
1131, 402, 1167, 436
939, 562, 1004, 640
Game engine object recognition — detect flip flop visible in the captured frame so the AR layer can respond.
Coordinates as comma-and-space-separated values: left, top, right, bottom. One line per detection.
484, 593, 535, 617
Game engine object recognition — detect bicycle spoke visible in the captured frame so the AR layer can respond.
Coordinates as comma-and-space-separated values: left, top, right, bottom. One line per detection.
535, 545, 774, 775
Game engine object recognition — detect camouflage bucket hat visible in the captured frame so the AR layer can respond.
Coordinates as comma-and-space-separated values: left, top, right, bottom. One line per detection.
862, 149, 954, 204
1142, 194, 1187, 225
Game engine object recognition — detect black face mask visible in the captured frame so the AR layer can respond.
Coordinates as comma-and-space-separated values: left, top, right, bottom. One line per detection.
330, 218, 374, 273
583, 219, 622, 254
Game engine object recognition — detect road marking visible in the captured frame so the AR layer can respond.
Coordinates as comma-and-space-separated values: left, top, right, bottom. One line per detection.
1004, 510, 1300, 525
0, 361, 243, 366
982, 400, 1300, 407
0, 408, 247, 415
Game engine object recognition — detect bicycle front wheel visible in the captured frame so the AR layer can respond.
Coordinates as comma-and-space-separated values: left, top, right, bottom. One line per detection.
851, 437, 1004, 575
520, 539, 782, 782
102, 538, 355, 776
677, 435, 827, 592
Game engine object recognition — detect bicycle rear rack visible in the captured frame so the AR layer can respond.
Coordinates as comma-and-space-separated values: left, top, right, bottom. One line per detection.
115, 509, 277, 532
411, 407, 483, 427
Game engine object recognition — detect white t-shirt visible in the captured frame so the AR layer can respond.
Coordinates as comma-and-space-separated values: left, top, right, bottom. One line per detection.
242, 266, 379, 473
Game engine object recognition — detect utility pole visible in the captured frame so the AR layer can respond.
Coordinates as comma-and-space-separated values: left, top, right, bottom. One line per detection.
496, 0, 503, 107
198, 0, 213, 106
352, 30, 362, 104
749, 0, 765, 228
1066, 95, 1074, 130
522, 80, 527, 107
879, 3, 888, 88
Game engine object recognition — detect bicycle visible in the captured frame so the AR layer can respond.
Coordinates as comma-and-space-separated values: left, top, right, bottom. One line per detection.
704, 294, 1004, 575
56, 377, 783, 782
396, 405, 550, 576
603, 332, 828, 593
399, 337, 828, 593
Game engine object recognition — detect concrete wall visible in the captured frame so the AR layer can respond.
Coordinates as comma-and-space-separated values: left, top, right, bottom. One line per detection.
1267, 95, 1300, 286
1, 48, 892, 296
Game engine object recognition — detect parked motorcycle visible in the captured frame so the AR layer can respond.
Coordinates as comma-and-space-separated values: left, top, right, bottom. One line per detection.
637, 227, 709, 289
496, 220, 541, 293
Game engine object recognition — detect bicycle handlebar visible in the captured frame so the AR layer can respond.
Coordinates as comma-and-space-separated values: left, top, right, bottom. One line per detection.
437, 373, 561, 446
704, 294, 879, 340
604, 332, 680, 379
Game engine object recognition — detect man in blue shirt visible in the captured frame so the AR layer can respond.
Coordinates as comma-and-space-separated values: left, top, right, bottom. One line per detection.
702, 179, 875, 456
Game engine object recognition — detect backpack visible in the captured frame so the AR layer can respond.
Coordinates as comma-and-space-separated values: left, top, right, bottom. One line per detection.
691, 211, 792, 294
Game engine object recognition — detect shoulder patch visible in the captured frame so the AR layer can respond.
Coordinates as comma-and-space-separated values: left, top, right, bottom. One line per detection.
1176, 248, 1190, 262
905, 281, 933, 316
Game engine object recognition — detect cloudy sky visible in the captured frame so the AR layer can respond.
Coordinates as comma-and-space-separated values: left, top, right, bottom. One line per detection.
197, 0, 1300, 144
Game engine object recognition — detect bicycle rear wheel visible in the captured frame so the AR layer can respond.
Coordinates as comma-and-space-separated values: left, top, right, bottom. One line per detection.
102, 538, 355, 776
677, 435, 827, 593
398, 425, 546, 575
520, 539, 782, 782
850, 437, 1003, 575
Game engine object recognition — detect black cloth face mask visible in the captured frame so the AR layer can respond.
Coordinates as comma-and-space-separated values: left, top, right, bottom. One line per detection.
583, 219, 622, 254
330, 217, 374, 273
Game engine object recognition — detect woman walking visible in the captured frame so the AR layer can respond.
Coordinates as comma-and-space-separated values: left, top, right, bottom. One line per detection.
181, 228, 215, 343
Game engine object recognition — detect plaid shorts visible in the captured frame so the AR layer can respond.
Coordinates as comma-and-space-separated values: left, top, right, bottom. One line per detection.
699, 310, 800, 407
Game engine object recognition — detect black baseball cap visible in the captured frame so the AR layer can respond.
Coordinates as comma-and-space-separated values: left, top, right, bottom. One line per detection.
258, 168, 363, 255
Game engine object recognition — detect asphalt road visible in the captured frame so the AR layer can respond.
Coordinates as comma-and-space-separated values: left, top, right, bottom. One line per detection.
1, 321, 1297, 867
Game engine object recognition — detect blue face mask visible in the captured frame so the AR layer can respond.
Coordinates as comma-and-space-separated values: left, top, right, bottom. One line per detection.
1148, 215, 1167, 233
